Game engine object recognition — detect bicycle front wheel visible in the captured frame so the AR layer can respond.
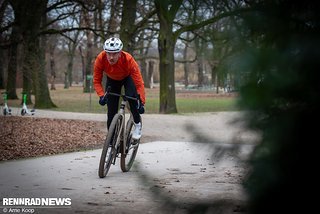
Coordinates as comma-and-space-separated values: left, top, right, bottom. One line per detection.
120, 118, 140, 172
98, 114, 121, 178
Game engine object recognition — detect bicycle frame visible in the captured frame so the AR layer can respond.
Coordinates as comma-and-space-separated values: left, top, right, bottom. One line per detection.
109, 93, 135, 158
98, 90, 141, 177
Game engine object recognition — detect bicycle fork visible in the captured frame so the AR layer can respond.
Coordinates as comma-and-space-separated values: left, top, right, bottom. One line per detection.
114, 101, 128, 160
112, 115, 126, 164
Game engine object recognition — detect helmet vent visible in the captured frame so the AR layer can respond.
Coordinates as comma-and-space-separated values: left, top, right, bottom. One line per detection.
103, 37, 123, 53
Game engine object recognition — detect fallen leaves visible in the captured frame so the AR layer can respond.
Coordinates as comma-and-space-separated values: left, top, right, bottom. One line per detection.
0, 116, 106, 161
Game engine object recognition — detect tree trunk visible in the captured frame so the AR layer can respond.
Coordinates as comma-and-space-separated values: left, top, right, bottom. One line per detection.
64, 70, 69, 89
81, 8, 93, 93
197, 57, 204, 88
83, 41, 93, 93
34, 0, 56, 108
0, 49, 5, 89
65, 29, 80, 88
79, 46, 85, 84
140, 60, 148, 87
0, 0, 8, 90
194, 37, 205, 88
49, 46, 56, 90
158, 35, 177, 113
68, 60, 73, 87
6, 24, 19, 99
183, 42, 189, 88
64, 55, 74, 89
211, 64, 216, 86
106, 0, 121, 37
148, 60, 155, 88
155, 0, 182, 113
12, 0, 56, 107
120, 0, 137, 53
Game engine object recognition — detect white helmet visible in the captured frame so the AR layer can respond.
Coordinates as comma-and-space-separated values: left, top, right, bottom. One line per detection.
103, 37, 123, 53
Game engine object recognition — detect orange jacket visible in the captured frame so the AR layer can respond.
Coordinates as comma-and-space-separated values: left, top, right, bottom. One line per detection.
93, 51, 146, 104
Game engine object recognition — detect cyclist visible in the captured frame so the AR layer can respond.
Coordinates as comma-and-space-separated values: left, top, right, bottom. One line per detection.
93, 37, 145, 140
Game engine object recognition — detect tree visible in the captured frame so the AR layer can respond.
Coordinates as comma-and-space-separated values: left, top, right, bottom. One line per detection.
8, 0, 56, 107
105, 0, 122, 38
154, 0, 248, 113
48, 35, 57, 90
81, 6, 94, 93
154, 0, 182, 113
230, 1, 320, 213
1, 1, 19, 98
0, 0, 10, 90
5, 14, 19, 99
120, 0, 137, 54
63, 25, 81, 89
0, 49, 5, 89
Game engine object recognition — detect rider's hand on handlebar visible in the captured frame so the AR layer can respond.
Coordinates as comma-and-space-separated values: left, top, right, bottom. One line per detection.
138, 104, 145, 114
138, 105, 145, 114
99, 96, 107, 106
136, 94, 144, 114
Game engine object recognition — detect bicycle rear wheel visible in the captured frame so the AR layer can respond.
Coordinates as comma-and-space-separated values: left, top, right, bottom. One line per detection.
120, 118, 140, 172
98, 114, 121, 178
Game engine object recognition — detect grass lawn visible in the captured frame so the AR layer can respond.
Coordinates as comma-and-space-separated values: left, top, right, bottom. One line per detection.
1, 85, 240, 114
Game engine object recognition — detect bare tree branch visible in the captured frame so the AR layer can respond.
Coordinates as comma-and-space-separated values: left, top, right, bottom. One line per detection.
174, 7, 251, 40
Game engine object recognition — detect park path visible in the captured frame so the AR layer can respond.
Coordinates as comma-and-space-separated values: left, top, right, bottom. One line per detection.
9, 108, 258, 144
0, 110, 258, 214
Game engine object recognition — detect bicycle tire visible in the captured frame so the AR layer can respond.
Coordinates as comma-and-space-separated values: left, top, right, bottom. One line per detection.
120, 118, 140, 172
98, 114, 122, 178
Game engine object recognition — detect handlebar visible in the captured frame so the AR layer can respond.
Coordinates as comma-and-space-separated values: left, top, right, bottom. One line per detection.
103, 87, 141, 103
110, 92, 139, 101
103, 92, 139, 102
102, 87, 143, 110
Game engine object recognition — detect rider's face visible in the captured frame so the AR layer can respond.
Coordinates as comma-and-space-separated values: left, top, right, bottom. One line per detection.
106, 52, 121, 65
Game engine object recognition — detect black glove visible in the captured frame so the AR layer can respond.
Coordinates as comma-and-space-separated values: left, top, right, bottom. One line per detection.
99, 96, 107, 106
138, 104, 145, 114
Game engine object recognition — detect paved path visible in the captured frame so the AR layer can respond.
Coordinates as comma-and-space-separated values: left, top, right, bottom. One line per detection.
0, 110, 258, 213
8, 108, 259, 144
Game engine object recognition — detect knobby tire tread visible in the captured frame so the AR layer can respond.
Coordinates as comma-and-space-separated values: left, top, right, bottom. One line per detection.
120, 118, 140, 172
98, 114, 121, 178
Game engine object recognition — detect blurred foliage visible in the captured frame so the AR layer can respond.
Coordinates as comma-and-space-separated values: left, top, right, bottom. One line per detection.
137, 1, 320, 213
231, 1, 320, 213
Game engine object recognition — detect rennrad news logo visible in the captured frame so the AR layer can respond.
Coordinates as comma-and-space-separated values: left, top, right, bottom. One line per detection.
1, 197, 71, 213
2, 197, 72, 206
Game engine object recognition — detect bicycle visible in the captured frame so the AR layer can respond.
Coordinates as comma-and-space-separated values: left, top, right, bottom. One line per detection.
98, 90, 141, 178
1, 92, 12, 116
21, 93, 35, 116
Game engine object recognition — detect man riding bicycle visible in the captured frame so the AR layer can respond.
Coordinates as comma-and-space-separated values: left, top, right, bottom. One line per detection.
93, 37, 145, 140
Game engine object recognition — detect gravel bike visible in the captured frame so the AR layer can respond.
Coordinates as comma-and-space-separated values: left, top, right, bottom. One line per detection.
98, 90, 141, 178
